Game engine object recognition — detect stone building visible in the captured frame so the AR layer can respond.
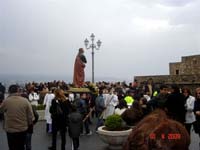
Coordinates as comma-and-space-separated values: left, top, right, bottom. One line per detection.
134, 55, 200, 94
169, 55, 200, 75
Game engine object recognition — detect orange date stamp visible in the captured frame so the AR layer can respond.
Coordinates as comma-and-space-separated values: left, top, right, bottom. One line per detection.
149, 133, 181, 140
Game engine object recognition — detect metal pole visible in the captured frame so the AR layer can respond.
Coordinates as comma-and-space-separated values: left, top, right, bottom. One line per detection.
92, 50, 94, 83
84, 34, 101, 83
92, 40, 94, 83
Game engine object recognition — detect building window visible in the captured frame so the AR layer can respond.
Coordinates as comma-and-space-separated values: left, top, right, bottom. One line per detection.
176, 69, 179, 75
193, 59, 197, 65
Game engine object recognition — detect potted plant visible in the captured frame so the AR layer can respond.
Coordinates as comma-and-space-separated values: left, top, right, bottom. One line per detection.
97, 114, 133, 150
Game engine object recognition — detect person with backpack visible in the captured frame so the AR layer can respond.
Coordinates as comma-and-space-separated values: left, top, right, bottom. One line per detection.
68, 105, 82, 150
49, 89, 72, 150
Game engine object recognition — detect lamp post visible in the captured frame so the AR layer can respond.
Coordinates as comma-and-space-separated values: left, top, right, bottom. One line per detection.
84, 33, 102, 83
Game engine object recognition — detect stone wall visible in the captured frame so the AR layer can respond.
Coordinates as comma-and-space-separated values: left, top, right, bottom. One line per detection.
135, 74, 200, 84
170, 55, 200, 75
134, 55, 200, 94
169, 62, 181, 75
135, 75, 200, 94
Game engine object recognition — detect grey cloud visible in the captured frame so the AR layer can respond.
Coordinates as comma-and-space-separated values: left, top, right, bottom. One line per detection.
0, 0, 200, 82
169, 2, 200, 26
127, 0, 196, 7
159, 0, 196, 7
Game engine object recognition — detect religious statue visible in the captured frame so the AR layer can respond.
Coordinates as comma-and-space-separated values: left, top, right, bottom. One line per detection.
73, 48, 87, 87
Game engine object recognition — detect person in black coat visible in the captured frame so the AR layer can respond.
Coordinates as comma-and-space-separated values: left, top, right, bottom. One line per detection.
49, 89, 72, 150
165, 84, 186, 124
0, 82, 5, 120
194, 87, 200, 136
0, 82, 5, 102
68, 105, 82, 150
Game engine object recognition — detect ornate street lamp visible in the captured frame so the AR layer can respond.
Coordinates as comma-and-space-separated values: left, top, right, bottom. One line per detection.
84, 33, 102, 83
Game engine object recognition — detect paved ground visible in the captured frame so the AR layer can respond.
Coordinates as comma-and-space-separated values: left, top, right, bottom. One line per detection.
0, 119, 108, 150
0, 119, 200, 150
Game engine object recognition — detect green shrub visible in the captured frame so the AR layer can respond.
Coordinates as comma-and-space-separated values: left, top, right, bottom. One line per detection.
105, 114, 123, 131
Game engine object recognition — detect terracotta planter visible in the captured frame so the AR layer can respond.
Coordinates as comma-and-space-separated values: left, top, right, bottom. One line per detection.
97, 126, 132, 150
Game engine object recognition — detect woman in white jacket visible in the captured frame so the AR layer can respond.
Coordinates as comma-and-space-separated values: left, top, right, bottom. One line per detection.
43, 88, 55, 133
103, 88, 119, 119
183, 87, 196, 135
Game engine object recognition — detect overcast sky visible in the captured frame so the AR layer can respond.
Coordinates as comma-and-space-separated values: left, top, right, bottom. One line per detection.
1, 0, 200, 82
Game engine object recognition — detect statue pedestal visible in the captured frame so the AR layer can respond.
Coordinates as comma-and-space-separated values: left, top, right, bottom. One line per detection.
67, 87, 91, 93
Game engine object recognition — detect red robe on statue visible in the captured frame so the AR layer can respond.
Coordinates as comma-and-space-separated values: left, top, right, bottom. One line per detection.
73, 53, 86, 87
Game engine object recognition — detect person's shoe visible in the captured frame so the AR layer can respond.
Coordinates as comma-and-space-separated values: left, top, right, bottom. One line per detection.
80, 132, 85, 136
48, 146, 56, 150
48, 130, 52, 133
86, 131, 92, 136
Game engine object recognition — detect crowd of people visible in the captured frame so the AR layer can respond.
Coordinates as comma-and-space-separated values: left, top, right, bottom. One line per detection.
1, 79, 200, 150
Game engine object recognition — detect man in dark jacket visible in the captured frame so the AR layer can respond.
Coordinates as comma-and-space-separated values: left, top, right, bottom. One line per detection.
76, 93, 92, 135
147, 84, 169, 111
95, 90, 105, 130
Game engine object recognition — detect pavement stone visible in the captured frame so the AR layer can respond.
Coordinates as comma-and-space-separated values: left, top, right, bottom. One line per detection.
0, 119, 200, 150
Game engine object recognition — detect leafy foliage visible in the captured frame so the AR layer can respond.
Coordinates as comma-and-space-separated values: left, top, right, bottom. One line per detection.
105, 114, 123, 131
36, 104, 45, 110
